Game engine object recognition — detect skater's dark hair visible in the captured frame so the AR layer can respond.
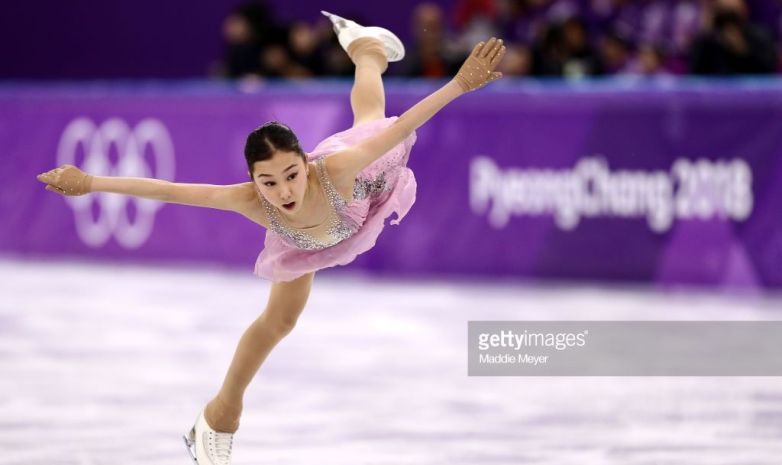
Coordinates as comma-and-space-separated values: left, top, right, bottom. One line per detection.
245, 122, 307, 178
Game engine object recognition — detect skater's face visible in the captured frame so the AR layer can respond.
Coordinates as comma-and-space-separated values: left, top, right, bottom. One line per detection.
251, 150, 309, 213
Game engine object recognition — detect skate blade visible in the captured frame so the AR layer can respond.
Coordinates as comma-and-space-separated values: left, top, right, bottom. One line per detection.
320, 10, 342, 22
183, 426, 199, 464
320, 10, 361, 32
320, 10, 340, 27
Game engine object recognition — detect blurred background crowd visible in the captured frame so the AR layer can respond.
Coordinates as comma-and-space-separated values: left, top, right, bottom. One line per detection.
216, 0, 782, 79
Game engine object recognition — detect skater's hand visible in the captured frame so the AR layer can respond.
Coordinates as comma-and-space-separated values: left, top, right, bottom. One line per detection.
453, 37, 506, 93
36, 164, 94, 196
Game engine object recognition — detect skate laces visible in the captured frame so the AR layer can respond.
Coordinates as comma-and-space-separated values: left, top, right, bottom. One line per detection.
211, 431, 234, 465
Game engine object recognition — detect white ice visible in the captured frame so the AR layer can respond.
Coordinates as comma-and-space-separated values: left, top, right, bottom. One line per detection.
1, 258, 781, 465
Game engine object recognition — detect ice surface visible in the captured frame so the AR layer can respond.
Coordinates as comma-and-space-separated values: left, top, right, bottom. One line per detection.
1, 259, 781, 465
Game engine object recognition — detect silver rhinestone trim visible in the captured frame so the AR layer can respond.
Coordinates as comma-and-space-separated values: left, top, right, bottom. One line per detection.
262, 158, 357, 250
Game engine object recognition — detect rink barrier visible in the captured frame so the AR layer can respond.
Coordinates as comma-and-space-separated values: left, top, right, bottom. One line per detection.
4, 78, 782, 288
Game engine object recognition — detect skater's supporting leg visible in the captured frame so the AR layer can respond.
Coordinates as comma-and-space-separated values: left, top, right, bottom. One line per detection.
204, 271, 316, 432
349, 38, 388, 128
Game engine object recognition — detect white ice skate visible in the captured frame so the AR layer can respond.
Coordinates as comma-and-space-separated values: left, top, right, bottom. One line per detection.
321, 10, 405, 62
183, 408, 235, 465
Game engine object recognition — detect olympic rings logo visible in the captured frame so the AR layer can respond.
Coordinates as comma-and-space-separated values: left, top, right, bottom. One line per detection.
56, 117, 176, 249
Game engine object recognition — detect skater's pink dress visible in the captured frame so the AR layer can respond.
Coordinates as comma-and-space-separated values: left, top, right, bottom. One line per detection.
254, 116, 417, 282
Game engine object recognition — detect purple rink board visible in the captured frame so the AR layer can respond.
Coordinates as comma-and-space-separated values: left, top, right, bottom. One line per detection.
2, 78, 782, 288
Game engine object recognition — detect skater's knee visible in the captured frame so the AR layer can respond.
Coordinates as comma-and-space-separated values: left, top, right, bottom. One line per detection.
261, 304, 303, 337
263, 272, 313, 337
265, 313, 298, 337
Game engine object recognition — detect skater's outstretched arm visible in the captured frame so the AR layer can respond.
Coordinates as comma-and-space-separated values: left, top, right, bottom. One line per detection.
328, 38, 506, 181
36, 165, 267, 225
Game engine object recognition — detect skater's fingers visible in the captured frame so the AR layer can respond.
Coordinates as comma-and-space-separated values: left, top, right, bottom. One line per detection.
490, 45, 507, 66
489, 71, 503, 83
37, 171, 56, 183
37, 164, 78, 183
489, 40, 503, 61
471, 41, 486, 57
480, 38, 497, 58
45, 184, 65, 195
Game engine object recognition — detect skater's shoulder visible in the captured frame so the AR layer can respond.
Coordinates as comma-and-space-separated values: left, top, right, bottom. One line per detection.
228, 182, 271, 228
321, 155, 359, 203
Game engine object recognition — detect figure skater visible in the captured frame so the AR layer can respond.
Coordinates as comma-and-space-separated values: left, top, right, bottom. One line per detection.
36, 11, 505, 465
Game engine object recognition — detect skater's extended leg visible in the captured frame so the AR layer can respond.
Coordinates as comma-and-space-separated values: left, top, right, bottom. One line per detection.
349, 38, 388, 128
204, 271, 316, 432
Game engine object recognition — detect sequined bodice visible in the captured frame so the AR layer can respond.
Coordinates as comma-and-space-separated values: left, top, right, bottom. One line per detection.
262, 158, 358, 251
253, 116, 418, 282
